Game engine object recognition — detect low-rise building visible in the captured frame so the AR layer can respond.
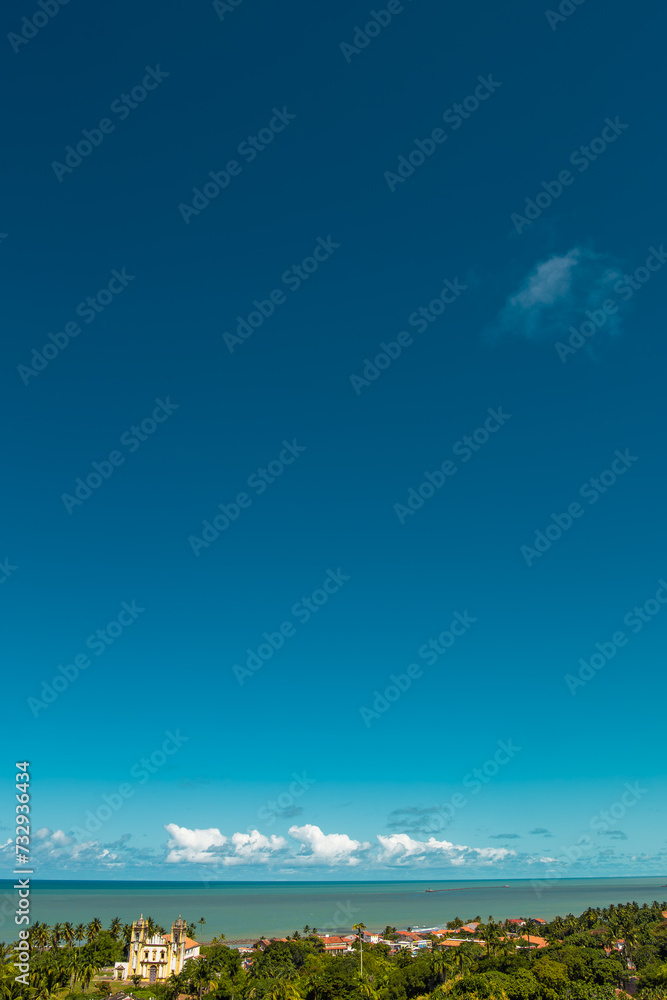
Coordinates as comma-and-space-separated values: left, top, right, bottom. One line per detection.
318, 935, 350, 954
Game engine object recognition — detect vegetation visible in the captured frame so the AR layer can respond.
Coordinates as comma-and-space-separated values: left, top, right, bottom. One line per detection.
1, 900, 667, 1000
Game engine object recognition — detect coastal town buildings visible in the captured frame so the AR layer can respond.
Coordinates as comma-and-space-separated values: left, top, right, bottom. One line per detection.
113, 914, 551, 979
297, 918, 550, 958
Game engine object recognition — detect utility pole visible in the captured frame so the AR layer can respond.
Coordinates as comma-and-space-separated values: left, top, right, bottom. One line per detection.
352, 923, 366, 977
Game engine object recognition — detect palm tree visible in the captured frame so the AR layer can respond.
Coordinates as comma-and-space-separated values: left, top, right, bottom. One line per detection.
272, 968, 297, 984
516, 929, 535, 961
61, 922, 75, 951
455, 942, 476, 976
33, 923, 50, 953
186, 957, 216, 1000
356, 980, 378, 1000
60, 949, 78, 991
483, 920, 501, 959
87, 917, 102, 943
352, 923, 367, 977
161, 973, 185, 1000
51, 923, 63, 950
198, 917, 206, 940
302, 970, 325, 1000
109, 917, 122, 941
80, 960, 101, 990
74, 923, 86, 947
31, 965, 61, 1000
265, 982, 300, 1000
622, 925, 641, 969
603, 924, 617, 953
431, 948, 455, 985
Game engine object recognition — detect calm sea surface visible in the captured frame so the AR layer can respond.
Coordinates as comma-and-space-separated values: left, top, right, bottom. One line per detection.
2, 878, 666, 940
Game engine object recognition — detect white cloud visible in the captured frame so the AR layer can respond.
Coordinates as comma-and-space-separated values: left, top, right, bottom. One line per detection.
492, 247, 622, 345
51, 829, 73, 846
225, 830, 286, 865
376, 833, 515, 866
232, 830, 285, 856
164, 824, 227, 864
510, 250, 580, 313
161, 825, 512, 870
377, 833, 470, 859
18, 829, 143, 870
163, 825, 287, 867
14, 816, 663, 878
474, 846, 514, 861
288, 824, 370, 865
163, 823, 368, 868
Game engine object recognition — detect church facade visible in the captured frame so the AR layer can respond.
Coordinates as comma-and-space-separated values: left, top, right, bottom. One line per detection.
117, 917, 200, 983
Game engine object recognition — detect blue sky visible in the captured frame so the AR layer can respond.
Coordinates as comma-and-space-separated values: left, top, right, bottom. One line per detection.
2, 0, 666, 880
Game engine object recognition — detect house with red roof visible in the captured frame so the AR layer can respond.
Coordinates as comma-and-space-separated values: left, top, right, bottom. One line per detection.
361, 930, 382, 944
317, 935, 350, 954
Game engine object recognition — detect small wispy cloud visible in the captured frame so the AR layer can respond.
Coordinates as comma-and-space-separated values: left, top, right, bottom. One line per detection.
598, 830, 628, 840
490, 247, 622, 345
530, 827, 554, 838
386, 806, 448, 836
489, 833, 521, 839
275, 805, 303, 820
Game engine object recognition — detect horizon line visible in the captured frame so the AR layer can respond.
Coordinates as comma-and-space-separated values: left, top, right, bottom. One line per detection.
3, 875, 665, 884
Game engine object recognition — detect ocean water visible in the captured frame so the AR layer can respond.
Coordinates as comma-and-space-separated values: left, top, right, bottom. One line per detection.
2, 878, 666, 940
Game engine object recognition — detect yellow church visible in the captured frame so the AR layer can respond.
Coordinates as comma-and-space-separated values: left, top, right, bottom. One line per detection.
117, 916, 201, 983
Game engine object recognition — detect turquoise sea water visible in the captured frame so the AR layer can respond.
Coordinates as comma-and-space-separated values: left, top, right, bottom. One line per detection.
1, 878, 666, 940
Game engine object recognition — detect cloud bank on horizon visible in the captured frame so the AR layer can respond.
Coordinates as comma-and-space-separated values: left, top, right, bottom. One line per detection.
5, 821, 665, 878
162, 823, 511, 868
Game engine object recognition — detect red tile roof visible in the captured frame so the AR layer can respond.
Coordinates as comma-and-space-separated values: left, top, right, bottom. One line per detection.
163, 934, 200, 949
